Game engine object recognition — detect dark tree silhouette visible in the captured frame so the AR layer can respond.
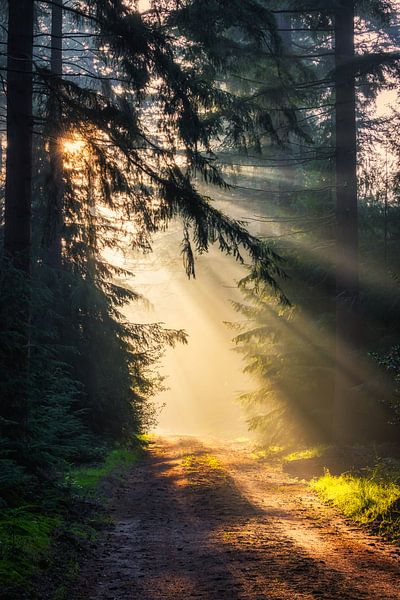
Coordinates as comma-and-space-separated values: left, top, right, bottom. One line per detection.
4, 0, 34, 272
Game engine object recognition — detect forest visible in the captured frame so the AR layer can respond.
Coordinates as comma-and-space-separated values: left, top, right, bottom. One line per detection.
1, 1, 400, 598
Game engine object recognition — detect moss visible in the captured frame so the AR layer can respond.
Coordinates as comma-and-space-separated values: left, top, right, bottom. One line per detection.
1, 442, 144, 594
0, 509, 61, 588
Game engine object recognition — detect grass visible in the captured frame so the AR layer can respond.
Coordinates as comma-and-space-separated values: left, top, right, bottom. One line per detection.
182, 453, 228, 488
66, 446, 142, 492
250, 444, 330, 463
0, 509, 61, 587
283, 444, 330, 463
270, 442, 400, 542
182, 453, 223, 472
0, 441, 144, 594
250, 446, 285, 461
311, 467, 400, 542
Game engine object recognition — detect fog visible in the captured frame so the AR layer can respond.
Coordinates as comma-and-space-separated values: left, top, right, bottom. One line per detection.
123, 232, 248, 438
122, 187, 274, 440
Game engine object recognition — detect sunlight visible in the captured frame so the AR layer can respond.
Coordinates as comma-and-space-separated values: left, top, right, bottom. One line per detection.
137, 0, 151, 11
62, 136, 86, 156
3, 0, 400, 595
122, 227, 252, 440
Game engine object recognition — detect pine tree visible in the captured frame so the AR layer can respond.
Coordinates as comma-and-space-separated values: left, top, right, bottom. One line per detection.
0, 0, 291, 500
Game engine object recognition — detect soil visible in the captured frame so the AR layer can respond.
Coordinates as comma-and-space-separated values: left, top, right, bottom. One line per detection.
73, 436, 400, 600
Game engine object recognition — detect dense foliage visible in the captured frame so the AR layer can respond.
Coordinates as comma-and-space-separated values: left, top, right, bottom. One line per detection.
0, 0, 290, 506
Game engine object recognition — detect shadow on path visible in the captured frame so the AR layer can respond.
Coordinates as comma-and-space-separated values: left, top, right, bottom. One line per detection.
74, 437, 400, 600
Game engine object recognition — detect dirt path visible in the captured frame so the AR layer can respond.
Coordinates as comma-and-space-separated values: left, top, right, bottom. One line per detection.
75, 436, 400, 600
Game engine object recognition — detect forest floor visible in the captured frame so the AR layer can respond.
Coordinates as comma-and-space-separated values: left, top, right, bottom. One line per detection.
73, 436, 400, 600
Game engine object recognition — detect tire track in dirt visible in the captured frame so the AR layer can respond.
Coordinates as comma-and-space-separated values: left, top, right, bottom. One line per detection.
74, 436, 400, 600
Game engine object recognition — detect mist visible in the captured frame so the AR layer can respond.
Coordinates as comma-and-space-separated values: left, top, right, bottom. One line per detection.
123, 219, 253, 439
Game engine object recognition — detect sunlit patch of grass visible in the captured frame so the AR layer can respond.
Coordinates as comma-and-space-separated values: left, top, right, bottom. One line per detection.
284, 445, 330, 463
182, 453, 228, 488
250, 446, 284, 461
136, 433, 155, 445
182, 454, 223, 471
312, 470, 400, 540
66, 447, 142, 492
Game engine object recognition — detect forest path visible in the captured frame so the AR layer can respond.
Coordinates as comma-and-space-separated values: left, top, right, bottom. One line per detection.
75, 436, 400, 600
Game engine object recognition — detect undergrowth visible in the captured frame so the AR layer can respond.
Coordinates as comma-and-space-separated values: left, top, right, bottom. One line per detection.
0, 440, 145, 596
66, 447, 142, 492
0, 510, 61, 588
250, 444, 331, 463
312, 462, 400, 542
283, 445, 330, 463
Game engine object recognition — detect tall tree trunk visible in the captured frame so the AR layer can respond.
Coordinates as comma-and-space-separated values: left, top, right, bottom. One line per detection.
1, 0, 34, 443
332, 0, 359, 442
4, 0, 34, 272
44, 0, 64, 269
276, 11, 294, 210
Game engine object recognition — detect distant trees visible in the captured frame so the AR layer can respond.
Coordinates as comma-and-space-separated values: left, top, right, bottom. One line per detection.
230, 0, 400, 445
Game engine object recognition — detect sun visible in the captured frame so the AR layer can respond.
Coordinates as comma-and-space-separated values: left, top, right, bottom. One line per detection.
62, 136, 86, 155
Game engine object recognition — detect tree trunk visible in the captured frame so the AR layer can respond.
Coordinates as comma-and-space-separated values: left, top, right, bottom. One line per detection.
276, 11, 294, 210
332, 0, 359, 443
44, 0, 64, 269
4, 0, 34, 273
1, 0, 34, 443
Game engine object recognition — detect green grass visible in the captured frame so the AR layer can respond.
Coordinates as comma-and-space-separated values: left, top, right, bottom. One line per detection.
312, 470, 400, 540
0, 508, 61, 588
250, 444, 330, 463
1, 442, 144, 593
250, 446, 285, 461
182, 453, 223, 472
66, 446, 142, 492
283, 444, 330, 463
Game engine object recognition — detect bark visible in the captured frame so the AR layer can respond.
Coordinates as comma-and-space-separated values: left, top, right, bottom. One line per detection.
332, 0, 359, 442
1, 0, 34, 441
276, 12, 295, 209
44, 0, 64, 269
4, 0, 34, 273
